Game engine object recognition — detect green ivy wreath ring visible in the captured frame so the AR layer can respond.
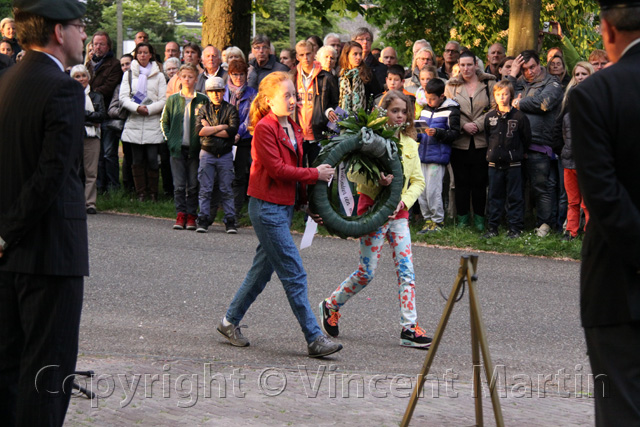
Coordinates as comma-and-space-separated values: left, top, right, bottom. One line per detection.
308, 132, 404, 239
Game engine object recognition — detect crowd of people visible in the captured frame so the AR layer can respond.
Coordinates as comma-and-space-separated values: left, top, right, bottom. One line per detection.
0, 20, 608, 241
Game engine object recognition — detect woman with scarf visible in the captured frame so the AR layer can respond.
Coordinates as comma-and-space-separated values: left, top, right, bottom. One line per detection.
120, 42, 167, 201
338, 41, 382, 113
223, 59, 258, 220
70, 64, 106, 214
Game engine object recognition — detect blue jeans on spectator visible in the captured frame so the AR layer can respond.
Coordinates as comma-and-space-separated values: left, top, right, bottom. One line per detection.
100, 123, 121, 191
197, 150, 235, 223
526, 151, 553, 227
225, 198, 323, 345
170, 147, 198, 216
487, 166, 524, 232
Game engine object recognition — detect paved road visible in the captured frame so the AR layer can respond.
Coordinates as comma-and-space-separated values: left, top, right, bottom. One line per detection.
66, 213, 594, 426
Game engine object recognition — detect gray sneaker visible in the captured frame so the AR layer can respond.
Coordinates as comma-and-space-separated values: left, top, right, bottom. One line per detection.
217, 320, 249, 347
308, 335, 343, 358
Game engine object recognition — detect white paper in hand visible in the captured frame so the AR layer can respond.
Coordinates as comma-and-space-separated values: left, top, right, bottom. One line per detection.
300, 216, 318, 250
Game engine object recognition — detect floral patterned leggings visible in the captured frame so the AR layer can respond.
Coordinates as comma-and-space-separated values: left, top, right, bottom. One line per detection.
325, 218, 417, 329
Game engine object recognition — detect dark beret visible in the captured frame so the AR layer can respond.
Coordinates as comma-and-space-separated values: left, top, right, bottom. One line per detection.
598, 0, 640, 9
13, 0, 86, 21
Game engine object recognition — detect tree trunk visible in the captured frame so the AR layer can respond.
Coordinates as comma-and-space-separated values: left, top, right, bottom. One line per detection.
202, 0, 252, 53
507, 0, 541, 56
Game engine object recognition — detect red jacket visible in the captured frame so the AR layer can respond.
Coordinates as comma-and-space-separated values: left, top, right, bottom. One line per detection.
248, 111, 319, 206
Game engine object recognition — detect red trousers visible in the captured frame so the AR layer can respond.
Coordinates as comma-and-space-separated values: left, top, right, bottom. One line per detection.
564, 169, 589, 237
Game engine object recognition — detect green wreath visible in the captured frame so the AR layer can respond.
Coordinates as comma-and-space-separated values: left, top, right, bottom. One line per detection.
309, 110, 404, 239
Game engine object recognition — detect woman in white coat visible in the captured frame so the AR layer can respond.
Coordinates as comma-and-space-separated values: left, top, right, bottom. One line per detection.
120, 42, 167, 201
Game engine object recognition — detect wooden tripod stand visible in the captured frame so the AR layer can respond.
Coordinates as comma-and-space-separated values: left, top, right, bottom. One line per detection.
401, 255, 504, 427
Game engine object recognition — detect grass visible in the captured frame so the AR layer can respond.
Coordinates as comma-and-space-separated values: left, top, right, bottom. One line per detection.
97, 189, 582, 261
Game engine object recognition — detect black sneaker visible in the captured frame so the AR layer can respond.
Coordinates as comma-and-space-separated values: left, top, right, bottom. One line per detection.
225, 220, 238, 234
319, 300, 340, 337
561, 232, 575, 241
196, 216, 209, 233
482, 228, 499, 239
400, 324, 432, 348
507, 229, 521, 239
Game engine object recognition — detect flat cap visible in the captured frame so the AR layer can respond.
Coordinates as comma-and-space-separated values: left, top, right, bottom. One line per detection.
13, 0, 86, 21
205, 76, 225, 91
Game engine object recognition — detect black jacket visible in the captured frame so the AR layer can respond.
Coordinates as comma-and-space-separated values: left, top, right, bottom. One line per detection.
195, 100, 239, 156
364, 52, 387, 90
0, 51, 88, 276
85, 90, 106, 128
247, 55, 290, 90
571, 41, 640, 328
484, 108, 531, 168
87, 53, 123, 109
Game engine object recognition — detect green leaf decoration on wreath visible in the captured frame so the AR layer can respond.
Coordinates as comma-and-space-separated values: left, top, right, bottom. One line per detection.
309, 108, 405, 239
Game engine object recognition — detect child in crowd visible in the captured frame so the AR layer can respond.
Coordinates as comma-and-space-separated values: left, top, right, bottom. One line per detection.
414, 65, 438, 116
376, 64, 415, 105
319, 90, 432, 348
483, 80, 531, 238
161, 64, 209, 230
217, 72, 342, 358
416, 79, 460, 234
195, 77, 239, 234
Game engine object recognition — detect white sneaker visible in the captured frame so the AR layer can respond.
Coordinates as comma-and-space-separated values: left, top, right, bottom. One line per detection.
535, 223, 551, 237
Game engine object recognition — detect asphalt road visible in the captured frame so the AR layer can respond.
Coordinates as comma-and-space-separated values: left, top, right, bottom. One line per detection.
81, 212, 588, 385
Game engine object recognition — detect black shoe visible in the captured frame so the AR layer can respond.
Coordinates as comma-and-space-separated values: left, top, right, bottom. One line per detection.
86, 207, 97, 214
507, 229, 521, 239
196, 217, 209, 233
561, 232, 575, 241
319, 299, 340, 337
225, 220, 237, 234
400, 324, 432, 348
482, 228, 498, 239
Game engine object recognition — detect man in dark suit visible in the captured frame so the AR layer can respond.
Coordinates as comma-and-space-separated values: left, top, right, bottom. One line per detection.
0, 0, 89, 425
352, 27, 387, 89
571, 1, 640, 424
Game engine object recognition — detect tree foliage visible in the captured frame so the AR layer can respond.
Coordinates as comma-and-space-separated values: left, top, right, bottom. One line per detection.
254, 0, 340, 52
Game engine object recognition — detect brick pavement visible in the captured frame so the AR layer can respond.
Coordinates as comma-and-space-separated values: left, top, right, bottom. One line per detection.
66, 354, 594, 426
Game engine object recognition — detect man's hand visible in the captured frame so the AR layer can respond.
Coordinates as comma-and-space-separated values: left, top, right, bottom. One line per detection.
512, 93, 523, 109
510, 54, 524, 78
463, 122, 479, 135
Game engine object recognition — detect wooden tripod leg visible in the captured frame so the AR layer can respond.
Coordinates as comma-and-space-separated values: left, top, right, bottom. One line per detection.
467, 258, 505, 427
401, 257, 468, 427
470, 287, 484, 426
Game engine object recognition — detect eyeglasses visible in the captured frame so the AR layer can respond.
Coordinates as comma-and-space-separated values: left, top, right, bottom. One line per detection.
355, 37, 372, 43
444, 49, 459, 54
66, 22, 86, 34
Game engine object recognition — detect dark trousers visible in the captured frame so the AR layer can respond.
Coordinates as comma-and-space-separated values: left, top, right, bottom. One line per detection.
450, 143, 488, 217
98, 123, 121, 191
584, 322, 640, 426
303, 140, 321, 168
130, 143, 159, 170
233, 140, 252, 217
487, 165, 524, 231
122, 141, 134, 192
159, 142, 174, 197
525, 151, 554, 227
0, 272, 83, 427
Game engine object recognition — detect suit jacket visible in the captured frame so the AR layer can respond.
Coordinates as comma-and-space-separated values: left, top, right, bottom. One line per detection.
364, 52, 387, 90
571, 40, 640, 328
0, 51, 89, 277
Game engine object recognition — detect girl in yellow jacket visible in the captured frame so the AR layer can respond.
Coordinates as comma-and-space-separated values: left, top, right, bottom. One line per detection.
319, 90, 432, 348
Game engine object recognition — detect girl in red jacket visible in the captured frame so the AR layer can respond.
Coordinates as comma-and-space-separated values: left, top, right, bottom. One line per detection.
216, 72, 343, 358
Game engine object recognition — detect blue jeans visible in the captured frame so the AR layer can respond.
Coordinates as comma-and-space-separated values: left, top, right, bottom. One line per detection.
170, 147, 199, 216
525, 151, 553, 226
487, 166, 524, 231
197, 150, 235, 222
225, 198, 323, 344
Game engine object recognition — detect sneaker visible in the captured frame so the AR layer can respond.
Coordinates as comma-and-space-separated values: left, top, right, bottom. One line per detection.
216, 319, 249, 347
400, 324, 432, 348
561, 232, 575, 241
225, 219, 238, 234
173, 212, 187, 230
196, 216, 209, 233
482, 228, 499, 239
186, 214, 197, 230
417, 220, 434, 235
319, 300, 341, 337
506, 229, 521, 239
535, 223, 551, 237
308, 335, 343, 358
429, 222, 444, 233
